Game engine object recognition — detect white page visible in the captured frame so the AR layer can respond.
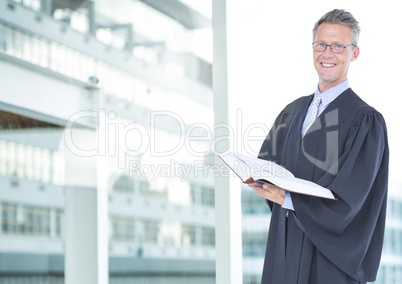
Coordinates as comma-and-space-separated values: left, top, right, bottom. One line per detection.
219, 152, 336, 200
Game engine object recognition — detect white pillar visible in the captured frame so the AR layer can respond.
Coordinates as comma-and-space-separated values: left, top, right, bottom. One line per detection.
212, 0, 243, 283
97, 108, 109, 284
63, 125, 108, 284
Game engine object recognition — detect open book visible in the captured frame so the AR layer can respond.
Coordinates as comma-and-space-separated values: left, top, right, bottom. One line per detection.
219, 152, 336, 200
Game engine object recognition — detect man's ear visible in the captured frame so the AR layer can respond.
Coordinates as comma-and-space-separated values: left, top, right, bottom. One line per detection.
351, 45, 360, 61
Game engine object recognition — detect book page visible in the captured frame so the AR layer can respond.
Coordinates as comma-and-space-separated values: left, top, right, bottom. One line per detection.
219, 152, 336, 200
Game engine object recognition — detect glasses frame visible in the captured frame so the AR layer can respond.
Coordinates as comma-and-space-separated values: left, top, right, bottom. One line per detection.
312, 42, 356, 54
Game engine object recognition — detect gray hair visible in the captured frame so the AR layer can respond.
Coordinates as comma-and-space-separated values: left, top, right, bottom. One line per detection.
313, 9, 360, 45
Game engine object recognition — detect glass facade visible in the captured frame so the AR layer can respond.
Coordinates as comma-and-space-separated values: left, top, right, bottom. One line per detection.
1, 0, 214, 283
0, 139, 64, 184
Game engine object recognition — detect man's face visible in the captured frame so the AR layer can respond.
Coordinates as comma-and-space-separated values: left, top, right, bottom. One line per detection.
313, 23, 360, 92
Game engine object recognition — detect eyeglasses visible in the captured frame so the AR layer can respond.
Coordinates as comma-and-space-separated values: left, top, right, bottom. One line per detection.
312, 42, 356, 54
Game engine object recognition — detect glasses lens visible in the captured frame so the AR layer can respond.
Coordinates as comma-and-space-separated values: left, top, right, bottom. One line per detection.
331, 44, 344, 54
313, 42, 326, 52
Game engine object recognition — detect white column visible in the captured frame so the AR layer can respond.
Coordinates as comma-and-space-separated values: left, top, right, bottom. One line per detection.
63, 125, 108, 284
97, 107, 109, 284
212, 0, 243, 283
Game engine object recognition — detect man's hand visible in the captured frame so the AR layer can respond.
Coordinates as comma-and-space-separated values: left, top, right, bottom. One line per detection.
248, 183, 286, 205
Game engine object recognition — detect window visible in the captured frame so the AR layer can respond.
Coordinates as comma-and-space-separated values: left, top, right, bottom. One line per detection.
0, 139, 63, 185
243, 232, 267, 257
110, 217, 135, 242
200, 186, 214, 207
2, 203, 17, 234
1, 203, 50, 237
201, 227, 215, 247
0, 140, 7, 176
181, 225, 196, 246
144, 220, 160, 244
55, 210, 64, 238
242, 188, 270, 214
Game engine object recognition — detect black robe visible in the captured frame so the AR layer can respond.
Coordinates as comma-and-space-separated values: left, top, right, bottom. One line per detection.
258, 88, 389, 284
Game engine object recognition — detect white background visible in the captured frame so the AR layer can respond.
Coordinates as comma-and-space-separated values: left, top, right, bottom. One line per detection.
228, 1, 400, 182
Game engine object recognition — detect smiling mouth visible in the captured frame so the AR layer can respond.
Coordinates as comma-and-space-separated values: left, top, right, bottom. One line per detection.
321, 63, 336, 68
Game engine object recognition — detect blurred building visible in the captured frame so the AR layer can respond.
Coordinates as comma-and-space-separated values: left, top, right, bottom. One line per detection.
0, 0, 215, 283
0, 1, 401, 284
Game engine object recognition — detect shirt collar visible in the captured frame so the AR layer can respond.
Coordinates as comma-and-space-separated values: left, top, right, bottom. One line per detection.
315, 80, 350, 107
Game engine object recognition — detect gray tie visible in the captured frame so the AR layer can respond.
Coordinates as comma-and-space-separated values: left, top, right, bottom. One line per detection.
303, 94, 322, 135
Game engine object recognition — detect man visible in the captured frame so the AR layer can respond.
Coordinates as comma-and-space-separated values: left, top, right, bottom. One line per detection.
249, 9, 389, 284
